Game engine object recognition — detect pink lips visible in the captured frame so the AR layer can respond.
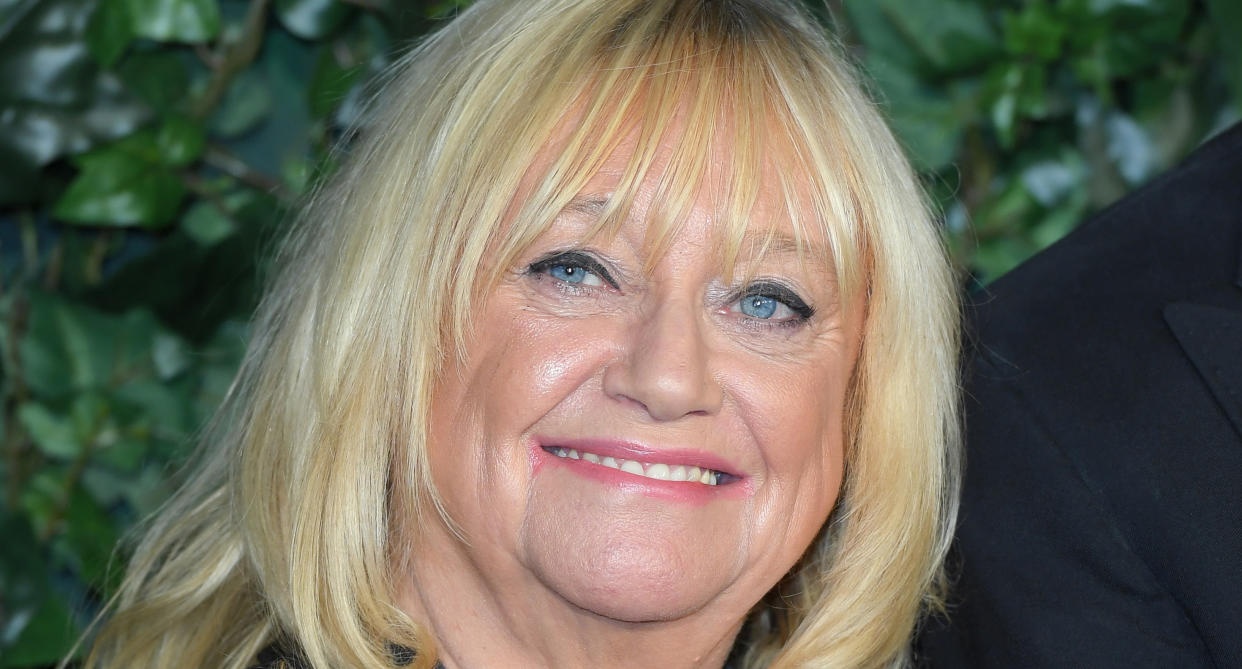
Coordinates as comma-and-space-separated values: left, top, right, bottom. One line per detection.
531, 436, 751, 504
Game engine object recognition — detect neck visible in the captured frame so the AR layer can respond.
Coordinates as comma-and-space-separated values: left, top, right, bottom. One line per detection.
396, 522, 746, 669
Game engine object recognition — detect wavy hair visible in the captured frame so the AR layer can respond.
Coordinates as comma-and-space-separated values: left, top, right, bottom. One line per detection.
84, 1, 960, 667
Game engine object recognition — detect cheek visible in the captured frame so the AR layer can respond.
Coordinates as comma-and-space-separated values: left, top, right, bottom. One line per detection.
733, 355, 851, 545
747, 359, 847, 469
479, 313, 618, 422
427, 310, 619, 502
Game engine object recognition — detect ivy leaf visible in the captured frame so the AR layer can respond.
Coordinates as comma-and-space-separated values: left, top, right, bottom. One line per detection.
20, 294, 115, 398
181, 199, 236, 245
308, 42, 363, 119
19, 293, 162, 399
51, 487, 121, 589
0, 514, 79, 667
0, 0, 149, 205
211, 68, 274, 137
156, 114, 206, 167
0, 524, 80, 667
1002, 4, 1066, 62
85, 0, 135, 67
876, 0, 999, 73
117, 49, 191, 113
18, 403, 82, 459
54, 129, 188, 227
124, 0, 221, 43
275, 0, 353, 40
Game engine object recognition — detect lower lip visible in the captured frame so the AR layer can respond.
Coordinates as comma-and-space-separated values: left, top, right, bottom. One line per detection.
531, 447, 751, 505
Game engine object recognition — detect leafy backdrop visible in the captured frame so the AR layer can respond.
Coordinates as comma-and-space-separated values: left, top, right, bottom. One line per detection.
1, 0, 1238, 664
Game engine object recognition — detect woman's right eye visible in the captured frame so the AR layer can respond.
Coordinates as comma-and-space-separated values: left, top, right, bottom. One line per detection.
527, 251, 618, 290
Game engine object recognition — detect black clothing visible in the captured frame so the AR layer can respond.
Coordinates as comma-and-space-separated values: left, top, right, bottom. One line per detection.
250, 643, 425, 668
918, 123, 1242, 667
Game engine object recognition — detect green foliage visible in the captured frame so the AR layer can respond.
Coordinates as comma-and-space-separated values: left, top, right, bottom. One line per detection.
840, 0, 1239, 278
0, 0, 447, 663
0, 0, 1238, 665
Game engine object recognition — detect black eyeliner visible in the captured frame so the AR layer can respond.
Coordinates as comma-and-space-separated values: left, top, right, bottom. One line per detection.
527, 250, 619, 289
741, 281, 815, 320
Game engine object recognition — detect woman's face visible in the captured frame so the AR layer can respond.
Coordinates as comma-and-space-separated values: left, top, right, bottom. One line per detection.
414, 133, 865, 630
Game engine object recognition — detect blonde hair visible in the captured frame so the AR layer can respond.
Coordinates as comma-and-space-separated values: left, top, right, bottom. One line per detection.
85, 1, 960, 667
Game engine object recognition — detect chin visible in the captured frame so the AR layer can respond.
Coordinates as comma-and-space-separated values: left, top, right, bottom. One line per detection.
520, 508, 747, 623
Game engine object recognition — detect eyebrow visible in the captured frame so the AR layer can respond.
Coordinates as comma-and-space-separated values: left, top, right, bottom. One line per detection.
561, 196, 609, 217
737, 230, 832, 267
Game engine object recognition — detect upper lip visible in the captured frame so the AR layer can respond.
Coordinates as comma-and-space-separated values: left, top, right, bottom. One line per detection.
534, 436, 743, 478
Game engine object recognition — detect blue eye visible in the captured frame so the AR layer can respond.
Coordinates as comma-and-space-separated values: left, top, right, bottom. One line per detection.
548, 264, 599, 285
729, 282, 814, 324
528, 251, 618, 289
739, 295, 779, 319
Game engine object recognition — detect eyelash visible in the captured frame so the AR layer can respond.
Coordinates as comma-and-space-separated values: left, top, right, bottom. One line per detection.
526, 251, 619, 290
731, 281, 815, 328
526, 251, 814, 328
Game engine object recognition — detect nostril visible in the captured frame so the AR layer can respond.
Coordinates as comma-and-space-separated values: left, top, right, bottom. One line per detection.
613, 392, 650, 414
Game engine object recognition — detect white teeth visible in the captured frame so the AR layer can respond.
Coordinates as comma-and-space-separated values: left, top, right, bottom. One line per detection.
547, 447, 725, 486
645, 463, 670, 480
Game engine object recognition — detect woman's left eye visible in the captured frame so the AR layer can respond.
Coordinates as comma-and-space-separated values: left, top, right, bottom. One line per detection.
728, 283, 814, 324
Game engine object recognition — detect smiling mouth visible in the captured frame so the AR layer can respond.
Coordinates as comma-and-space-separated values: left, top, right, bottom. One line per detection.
541, 446, 737, 486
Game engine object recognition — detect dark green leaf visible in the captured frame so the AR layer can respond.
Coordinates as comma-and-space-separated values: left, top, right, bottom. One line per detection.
18, 402, 81, 459
843, 0, 923, 73
0, 0, 149, 204
181, 199, 236, 245
18, 294, 162, 398
425, 0, 470, 19
211, 68, 274, 137
20, 294, 115, 398
0, 514, 72, 668
0, 586, 80, 667
18, 469, 66, 540
308, 42, 363, 119
1002, 4, 1066, 62
86, 0, 135, 67
52, 487, 121, 588
156, 113, 206, 167
81, 463, 171, 514
275, 0, 353, 40
125, 0, 221, 43
1099, 0, 1191, 77
117, 49, 191, 113
54, 130, 188, 227
876, 0, 999, 72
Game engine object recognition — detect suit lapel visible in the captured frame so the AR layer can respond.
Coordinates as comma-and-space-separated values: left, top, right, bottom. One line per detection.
1163, 219, 1242, 440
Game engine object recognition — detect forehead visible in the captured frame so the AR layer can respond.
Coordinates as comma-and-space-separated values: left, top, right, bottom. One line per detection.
505, 111, 835, 277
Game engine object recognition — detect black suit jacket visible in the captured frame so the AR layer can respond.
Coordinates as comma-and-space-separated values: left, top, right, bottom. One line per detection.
918, 123, 1242, 667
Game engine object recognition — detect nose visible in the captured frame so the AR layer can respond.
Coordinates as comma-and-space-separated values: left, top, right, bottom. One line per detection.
602, 298, 724, 421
